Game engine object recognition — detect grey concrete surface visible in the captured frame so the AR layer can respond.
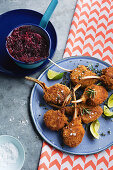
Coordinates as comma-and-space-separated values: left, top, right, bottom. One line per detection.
0, 0, 77, 169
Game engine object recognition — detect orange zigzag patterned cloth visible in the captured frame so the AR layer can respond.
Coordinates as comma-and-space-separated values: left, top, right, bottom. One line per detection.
38, 0, 113, 169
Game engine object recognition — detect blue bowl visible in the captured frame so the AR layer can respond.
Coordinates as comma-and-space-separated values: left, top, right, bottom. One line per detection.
6, 24, 51, 69
0, 135, 25, 170
0, 9, 57, 76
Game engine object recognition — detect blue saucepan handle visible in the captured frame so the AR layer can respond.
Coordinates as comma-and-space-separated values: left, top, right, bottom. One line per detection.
39, 0, 58, 29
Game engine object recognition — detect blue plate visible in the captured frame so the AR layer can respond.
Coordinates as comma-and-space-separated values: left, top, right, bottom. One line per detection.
30, 56, 113, 155
0, 9, 57, 77
0, 135, 25, 170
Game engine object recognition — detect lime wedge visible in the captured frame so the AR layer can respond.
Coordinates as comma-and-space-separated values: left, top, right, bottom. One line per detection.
103, 105, 113, 117
47, 69, 64, 80
108, 94, 113, 108
90, 120, 100, 139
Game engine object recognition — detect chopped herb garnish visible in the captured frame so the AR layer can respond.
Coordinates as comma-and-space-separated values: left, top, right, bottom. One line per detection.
102, 114, 106, 118
69, 82, 72, 90
60, 72, 70, 86
86, 88, 95, 98
97, 82, 101, 86
39, 103, 46, 107
104, 100, 108, 106
87, 64, 94, 72
78, 76, 81, 80
95, 69, 102, 75
85, 124, 89, 130
108, 130, 111, 134
80, 107, 91, 115
57, 95, 61, 101
100, 133, 106, 136
44, 107, 49, 110
95, 63, 99, 67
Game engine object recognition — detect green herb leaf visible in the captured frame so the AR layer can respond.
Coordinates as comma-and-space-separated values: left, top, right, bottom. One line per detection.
86, 88, 95, 98
80, 107, 91, 115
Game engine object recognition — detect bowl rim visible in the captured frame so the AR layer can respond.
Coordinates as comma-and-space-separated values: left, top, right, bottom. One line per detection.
6, 24, 51, 65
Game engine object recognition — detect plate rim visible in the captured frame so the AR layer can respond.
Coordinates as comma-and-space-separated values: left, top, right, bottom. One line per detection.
30, 56, 112, 155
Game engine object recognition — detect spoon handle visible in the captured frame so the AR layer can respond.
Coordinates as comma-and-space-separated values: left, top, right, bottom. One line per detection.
39, 0, 58, 29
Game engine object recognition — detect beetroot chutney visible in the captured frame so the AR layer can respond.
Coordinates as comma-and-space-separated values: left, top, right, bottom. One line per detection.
6, 26, 49, 63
